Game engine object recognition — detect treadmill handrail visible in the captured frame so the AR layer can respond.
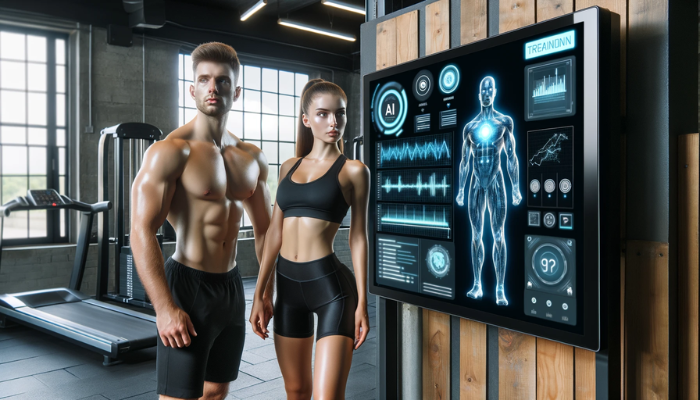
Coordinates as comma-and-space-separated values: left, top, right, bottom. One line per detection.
0, 198, 111, 216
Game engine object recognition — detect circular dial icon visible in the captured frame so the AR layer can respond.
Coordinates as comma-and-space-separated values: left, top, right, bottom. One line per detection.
371, 81, 408, 136
412, 69, 434, 101
530, 179, 540, 193
559, 179, 572, 194
544, 179, 556, 193
426, 245, 450, 278
543, 212, 556, 228
531, 243, 568, 285
438, 64, 460, 94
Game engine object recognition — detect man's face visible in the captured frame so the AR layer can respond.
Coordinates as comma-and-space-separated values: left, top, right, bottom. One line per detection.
190, 61, 241, 117
478, 77, 496, 107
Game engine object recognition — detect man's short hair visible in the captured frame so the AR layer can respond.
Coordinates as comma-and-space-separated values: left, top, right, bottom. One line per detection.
191, 42, 241, 83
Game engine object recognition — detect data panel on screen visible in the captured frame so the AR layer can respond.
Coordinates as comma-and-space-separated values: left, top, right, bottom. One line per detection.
364, 8, 618, 351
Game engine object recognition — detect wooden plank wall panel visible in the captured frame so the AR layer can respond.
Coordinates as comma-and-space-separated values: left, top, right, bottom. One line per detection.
396, 11, 419, 64
678, 133, 699, 400
499, 328, 536, 399
574, 347, 596, 400
376, 19, 397, 70
425, 0, 450, 55
537, 0, 572, 22
536, 338, 573, 400
460, 0, 487, 45
423, 309, 451, 400
499, 0, 535, 34
625, 240, 669, 400
460, 319, 486, 400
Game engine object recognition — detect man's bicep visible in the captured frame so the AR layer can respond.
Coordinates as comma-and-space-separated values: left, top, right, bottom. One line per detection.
243, 179, 272, 233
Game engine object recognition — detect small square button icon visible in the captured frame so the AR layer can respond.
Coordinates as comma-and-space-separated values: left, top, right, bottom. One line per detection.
559, 213, 573, 229
528, 211, 540, 227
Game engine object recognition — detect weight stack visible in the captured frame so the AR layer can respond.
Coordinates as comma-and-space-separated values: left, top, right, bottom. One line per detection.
119, 234, 163, 302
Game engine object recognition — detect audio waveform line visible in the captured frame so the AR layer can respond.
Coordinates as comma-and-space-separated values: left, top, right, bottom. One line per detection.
382, 173, 450, 196
380, 140, 450, 163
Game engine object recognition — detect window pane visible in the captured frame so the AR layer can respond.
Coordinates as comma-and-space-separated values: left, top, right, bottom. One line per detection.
29, 175, 46, 189
262, 141, 278, 164
295, 73, 309, 97
232, 91, 243, 111
262, 68, 278, 92
178, 54, 183, 80
279, 95, 294, 116
27, 63, 46, 92
57, 128, 65, 146
58, 147, 65, 175
27, 36, 46, 62
55, 39, 65, 65
4, 146, 27, 174
280, 142, 295, 163
279, 71, 294, 95
244, 113, 260, 139
279, 116, 295, 142
244, 90, 260, 113
178, 80, 184, 107
29, 210, 46, 238
261, 92, 278, 114
56, 93, 65, 126
295, 97, 301, 116
184, 82, 195, 109
27, 128, 46, 145
1, 61, 26, 90
244, 66, 260, 90
3, 210, 27, 239
262, 115, 277, 141
55, 65, 65, 93
226, 111, 243, 135
267, 167, 279, 205
2, 176, 27, 203
60, 208, 65, 236
2, 126, 26, 144
1, 91, 26, 124
59, 175, 65, 195
29, 147, 46, 175
28, 93, 47, 126
1, 32, 25, 61
185, 107, 197, 123
184, 55, 193, 81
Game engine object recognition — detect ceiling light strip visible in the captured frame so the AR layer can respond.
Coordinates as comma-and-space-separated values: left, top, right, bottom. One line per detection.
241, 0, 267, 21
278, 18, 356, 42
322, 0, 366, 15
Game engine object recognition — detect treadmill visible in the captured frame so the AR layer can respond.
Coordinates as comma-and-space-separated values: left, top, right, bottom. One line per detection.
0, 189, 157, 365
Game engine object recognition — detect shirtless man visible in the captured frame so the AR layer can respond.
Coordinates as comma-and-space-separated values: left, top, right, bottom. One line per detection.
130, 42, 273, 400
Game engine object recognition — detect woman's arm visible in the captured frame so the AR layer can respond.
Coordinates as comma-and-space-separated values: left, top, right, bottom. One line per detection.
347, 160, 371, 349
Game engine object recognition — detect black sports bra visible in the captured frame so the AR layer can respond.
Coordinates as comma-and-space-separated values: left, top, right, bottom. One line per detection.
277, 154, 350, 224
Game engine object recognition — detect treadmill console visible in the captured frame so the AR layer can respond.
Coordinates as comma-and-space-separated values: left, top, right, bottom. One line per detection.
27, 189, 66, 206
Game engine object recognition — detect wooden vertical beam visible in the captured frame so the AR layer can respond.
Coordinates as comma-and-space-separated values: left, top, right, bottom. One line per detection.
460, 0, 487, 45
423, 309, 451, 400
499, 328, 536, 399
574, 348, 596, 400
536, 0, 573, 22
678, 133, 699, 400
536, 338, 573, 400
499, 0, 535, 34
376, 18, 397, 70
425, 0, 450, 55
460, 319, 487, 400
396, 11, 419, 64
625, 241, 669, 400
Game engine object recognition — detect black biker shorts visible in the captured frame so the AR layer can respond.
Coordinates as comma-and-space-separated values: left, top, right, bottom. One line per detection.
274, 253, 358, 341
156, 257, 246, 399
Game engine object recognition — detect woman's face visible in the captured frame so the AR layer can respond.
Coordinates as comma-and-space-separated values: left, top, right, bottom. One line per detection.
302, 93, 347, 147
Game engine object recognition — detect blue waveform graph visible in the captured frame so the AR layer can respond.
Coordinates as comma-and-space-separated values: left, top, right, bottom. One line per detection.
377, 132, 453, 169
378, 203, 452, 239
377, 169, 453, 204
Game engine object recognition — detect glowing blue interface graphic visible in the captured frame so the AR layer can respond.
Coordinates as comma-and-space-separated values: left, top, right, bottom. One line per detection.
526, 57, 575, 120
377, 133, 452, 169
378, 169, 453, 204
457, 76, 521, 307
525, 30, 575, 60
439, 64, 460, 94
529, 133, 569, 166
378, 203, 452, 240
426, 245, 450, 278
527, 127, 574, 209
377, 235, 420, 290
371, 81, 409, 136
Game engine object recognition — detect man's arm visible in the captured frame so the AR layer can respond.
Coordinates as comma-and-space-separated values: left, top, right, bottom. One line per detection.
130, 140, 195, 348
504, 117, 521, 205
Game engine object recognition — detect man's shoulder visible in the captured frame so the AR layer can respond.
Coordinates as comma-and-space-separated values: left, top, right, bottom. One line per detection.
150, 138, 190, 161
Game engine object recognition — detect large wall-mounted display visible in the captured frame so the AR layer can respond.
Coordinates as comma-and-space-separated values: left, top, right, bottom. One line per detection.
365, 7, 619, 350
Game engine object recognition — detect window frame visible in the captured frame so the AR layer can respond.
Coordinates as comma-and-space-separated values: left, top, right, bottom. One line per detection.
0, 24, 69, 246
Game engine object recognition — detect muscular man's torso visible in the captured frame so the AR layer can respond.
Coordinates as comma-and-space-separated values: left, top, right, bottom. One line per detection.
465, 110, 513, 188
165, 127, 261, 273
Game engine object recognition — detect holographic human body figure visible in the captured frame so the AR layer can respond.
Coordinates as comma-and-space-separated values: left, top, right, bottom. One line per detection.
456, 77, 521, 305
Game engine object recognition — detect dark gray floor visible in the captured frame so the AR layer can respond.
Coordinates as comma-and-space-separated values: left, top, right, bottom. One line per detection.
0, 277, 377, 399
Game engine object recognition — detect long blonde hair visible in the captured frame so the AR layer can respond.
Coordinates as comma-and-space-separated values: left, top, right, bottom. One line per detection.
296, 79, 347, 157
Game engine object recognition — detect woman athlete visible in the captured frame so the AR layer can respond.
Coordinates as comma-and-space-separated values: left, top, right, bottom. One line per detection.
249, 79, 370, 400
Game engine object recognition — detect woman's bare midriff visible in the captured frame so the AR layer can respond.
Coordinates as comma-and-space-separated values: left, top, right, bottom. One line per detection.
279, 216, 341, 262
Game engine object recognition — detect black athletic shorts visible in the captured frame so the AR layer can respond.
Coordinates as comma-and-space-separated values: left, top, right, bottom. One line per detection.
274, 253, 358, 341
157, 257, 246, 399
